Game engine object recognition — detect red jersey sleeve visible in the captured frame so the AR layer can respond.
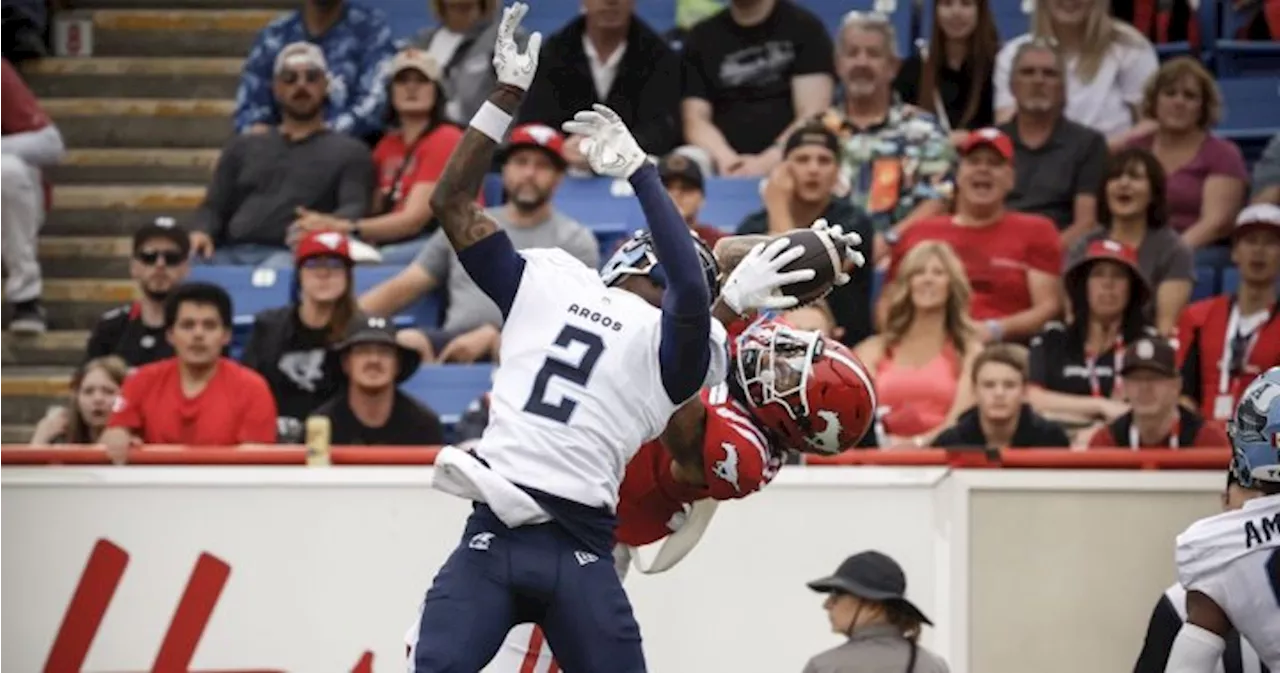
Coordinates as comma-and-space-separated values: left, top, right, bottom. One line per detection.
106, 367, 153, 432
698, 393, 778, 500
236, 367, 279, 444
1021, 214, 1063, 275
1, 60, 50, 135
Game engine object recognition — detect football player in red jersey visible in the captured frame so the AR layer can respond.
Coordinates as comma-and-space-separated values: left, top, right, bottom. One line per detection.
469, 229, 877, 673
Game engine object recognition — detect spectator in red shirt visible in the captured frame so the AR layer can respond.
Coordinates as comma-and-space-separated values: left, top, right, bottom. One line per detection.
102, 283, 278, 463
2, 58, 65, 334
1087, 337, 1228, 449
293, 47, 464, 264
1177, 204, 1280, 424
886, 127, 1063, 344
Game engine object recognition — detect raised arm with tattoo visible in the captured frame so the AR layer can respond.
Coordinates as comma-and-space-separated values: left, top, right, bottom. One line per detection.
429, 2, 542, 317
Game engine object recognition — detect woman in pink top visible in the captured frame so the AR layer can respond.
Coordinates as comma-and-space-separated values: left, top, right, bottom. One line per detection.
855, 242, 981, 447
1126, 57, 1249, 249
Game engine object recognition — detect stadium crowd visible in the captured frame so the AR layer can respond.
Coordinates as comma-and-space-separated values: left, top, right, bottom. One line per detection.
4, 0, 1280, 456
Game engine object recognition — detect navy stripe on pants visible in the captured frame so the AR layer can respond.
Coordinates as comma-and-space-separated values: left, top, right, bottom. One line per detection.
412, 505, 645, 673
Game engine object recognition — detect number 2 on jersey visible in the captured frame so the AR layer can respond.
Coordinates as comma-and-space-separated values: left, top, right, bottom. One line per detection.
523, 325, 605, 424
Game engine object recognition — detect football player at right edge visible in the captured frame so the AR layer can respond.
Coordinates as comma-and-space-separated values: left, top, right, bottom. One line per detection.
1166, 367, 1280, 671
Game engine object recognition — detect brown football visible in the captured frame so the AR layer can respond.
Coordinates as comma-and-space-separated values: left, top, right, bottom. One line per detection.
775, 229, 845, 306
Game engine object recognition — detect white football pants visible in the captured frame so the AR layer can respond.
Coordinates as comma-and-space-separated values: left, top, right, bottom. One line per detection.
1, 153, 45, 303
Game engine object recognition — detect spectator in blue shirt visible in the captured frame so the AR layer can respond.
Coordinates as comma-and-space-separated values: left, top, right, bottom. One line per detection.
234, 0, 396, 140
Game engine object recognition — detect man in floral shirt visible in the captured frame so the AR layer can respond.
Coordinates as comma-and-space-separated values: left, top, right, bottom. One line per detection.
823, 12, 955, 260
234, 0, 395, 140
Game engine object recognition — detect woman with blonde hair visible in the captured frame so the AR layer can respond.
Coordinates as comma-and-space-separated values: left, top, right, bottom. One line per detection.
855, 241, 980, 448
29, 356, 128, 446
994, 0, 1158, 143
1125, 57, 1249, 250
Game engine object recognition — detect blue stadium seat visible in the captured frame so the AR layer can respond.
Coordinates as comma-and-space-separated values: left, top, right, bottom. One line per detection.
483, 173, 504, 207
1221, 267, 1241, 295
1217, 76, 1280, 162
552, 178, 640, 264
400, 363, 494, 426
818, 0, 913, 57
353, 266, 444, 329
1214, 2, 1280, 76
187, 266, 292, 325
991, 0, 1031, 42
1191, 265, 1217, 301
700, 177, 763, 231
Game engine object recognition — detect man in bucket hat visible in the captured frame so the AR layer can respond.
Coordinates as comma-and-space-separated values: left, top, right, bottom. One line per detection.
310, 315, 443, 446
803, 550, 949, 673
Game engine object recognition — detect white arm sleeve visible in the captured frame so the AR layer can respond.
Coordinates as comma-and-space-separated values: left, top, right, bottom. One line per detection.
1, 125, 65, 166
1164, 623, 1225, 673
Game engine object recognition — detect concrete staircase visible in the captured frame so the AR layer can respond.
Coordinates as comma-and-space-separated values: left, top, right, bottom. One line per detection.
1, 1, 290, 443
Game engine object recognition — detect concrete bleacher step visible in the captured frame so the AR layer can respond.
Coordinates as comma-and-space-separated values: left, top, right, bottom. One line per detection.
44, 98, 234, 148
79, 9, 282, 58
1, 368, 74, 426
47, 148, 218, 185
2, 280, 135, 331
2, 331, 91, 367
2, 425, 35, 444
40, 237, 133, 278
23, 57, 241, 99
46, 184, 203, 236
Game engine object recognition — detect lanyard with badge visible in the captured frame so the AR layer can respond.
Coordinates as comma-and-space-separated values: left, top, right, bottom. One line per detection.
1085, 336, 1125, 399
1128, 417, 1181, 450
1214, 304, 1272, 420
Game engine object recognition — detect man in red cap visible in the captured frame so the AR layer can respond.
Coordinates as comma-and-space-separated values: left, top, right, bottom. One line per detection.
360, 122, 598, 363
885, 127, 1063, 344
243, 230, 360, 443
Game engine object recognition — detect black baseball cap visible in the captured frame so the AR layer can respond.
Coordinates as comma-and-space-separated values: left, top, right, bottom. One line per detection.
784, 123, 841, 159
807, 550, 932, 625
1121, 337, 1178, 378
330, 315, 421, 384
657, 152, 704, 191
133, 216, 191, 258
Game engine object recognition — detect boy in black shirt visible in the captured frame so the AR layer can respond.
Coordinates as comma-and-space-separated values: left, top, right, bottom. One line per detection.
934, 344, 1070, 449
312, 315, 443, 446
84, 217, 190, 367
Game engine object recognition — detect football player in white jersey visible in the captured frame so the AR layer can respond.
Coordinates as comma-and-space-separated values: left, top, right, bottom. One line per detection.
1166, 367, 1280, 671
408, 5, 819, 672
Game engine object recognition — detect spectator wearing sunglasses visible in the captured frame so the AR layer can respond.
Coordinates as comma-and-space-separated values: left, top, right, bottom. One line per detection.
233, 0, 395, 139
84, 217, 191, 367
243, 231, 363, 443
191, 42, 374, 268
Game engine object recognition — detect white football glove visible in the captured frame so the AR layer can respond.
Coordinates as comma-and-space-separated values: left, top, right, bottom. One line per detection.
492, 2, 541, 91
720, 237, 817, 314
809, 217, 866, 286
560, 104, 648, 178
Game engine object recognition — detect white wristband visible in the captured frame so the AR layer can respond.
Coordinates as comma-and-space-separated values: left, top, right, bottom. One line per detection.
470, 101, 512, 143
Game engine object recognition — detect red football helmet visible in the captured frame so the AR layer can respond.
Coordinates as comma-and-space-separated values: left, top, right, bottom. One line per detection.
733, 320, 877, 455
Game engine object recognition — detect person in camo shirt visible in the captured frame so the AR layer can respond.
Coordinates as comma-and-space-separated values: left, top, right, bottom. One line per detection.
821, 11, 956, 262
234, 0, 395, 139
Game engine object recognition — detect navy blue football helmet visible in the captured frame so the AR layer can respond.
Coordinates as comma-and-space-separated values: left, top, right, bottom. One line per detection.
1228, 366, 1280, 488
599, 230, 720, 301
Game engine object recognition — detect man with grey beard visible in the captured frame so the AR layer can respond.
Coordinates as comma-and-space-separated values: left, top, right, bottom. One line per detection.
999, 38, 1108, 248
192, 42, 373, 268
358, 123, 597, 363
84, 218, 191, 367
